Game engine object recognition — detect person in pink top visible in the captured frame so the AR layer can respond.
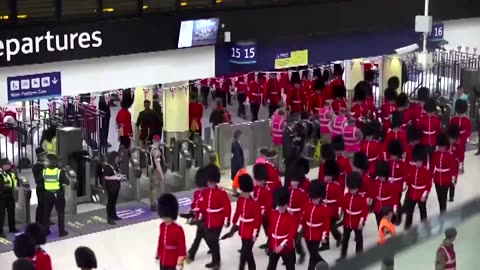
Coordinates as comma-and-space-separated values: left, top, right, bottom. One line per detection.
330, 107, 348, 139
318, 100, 334, 142
343, 117, 363, 156
271, 110, 286, 168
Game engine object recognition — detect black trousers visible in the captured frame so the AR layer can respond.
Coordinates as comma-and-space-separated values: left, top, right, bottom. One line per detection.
239, 239, 256, 270
204, 227, 222, 265
105, 180, 120, 219
306, 241, 323, 270
43, 191, 66, 234
435, 184, 449, 213
329, 217, 342, 242
0, 193, 16, 233
250, 103, 260, 121
159, 266, 176, 270
449, 184, 455, 200
201, 86, 210, 106
237, 92, 247, 117
101, 114, 110, 145
340, 228, 363, 258
216, 90, 227, 107
35, 189, 45, 223
295, 232, 305, 257
268, 104, 279, 118
119, 136, 131, 149
404, 198, 427, 229
188, 224, 206, 259
266, 250, 296, 270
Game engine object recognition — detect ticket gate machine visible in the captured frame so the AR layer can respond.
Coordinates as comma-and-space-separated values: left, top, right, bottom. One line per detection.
15, 176, 32, 224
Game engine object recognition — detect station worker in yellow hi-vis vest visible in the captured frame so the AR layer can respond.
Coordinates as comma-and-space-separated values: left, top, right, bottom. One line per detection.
0, 158, 19, 238
40, 154, 70, 237
41, 125, 57, 155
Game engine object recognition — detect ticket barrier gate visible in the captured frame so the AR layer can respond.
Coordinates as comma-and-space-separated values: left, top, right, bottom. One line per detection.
165, 140, 193, 192
69, 151, 93, 204
192, 134, 216, 168
14, 176, 32, 224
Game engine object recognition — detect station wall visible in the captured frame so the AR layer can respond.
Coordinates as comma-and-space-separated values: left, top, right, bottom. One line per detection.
444, 18, 480, 51
0, 46, 215, 105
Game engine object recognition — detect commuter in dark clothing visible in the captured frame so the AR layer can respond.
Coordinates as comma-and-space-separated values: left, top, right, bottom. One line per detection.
98, 93, 112, 147
102, 151, 124, 225
32, 147, 50, 224
209, 98, 230, 128
136, 100, 162, 144
230, 130, 245, 180
152, 94, 164, 133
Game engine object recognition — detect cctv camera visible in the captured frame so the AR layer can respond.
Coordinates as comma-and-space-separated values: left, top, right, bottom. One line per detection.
394, 44, 420, 55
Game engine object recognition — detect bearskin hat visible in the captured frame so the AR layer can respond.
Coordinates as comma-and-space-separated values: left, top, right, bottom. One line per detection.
384, 88, 398, 102
379, 206, 394, 218
287, 168, 305, 183
362, 121, 377, 137
308, 180, 326, 199
13, 259, 35, 270
301, 70, 309, 80
194, 167, 207, 188
314, 78, 325, 91
296, 157, 310, 175
13, 234, 36, 258
239, 174, 254, 193
25, 223, 48, 246
75, 247, 98, 269
391, 110, 403, 128
417, 87, 430, 101
353, 88, 367, 102
455, 99, 468, 114
424, 97, 437, 113
333, 63, 344, 76
259, 148, 269, 156
387, 76, 400, 90
322, 69, 331, 82
333, 85, 347, 98
364, 70, 375, 82
274, 186, 290, 207
291, 71, 301, 85
387, 139, 403, 157
396, 92, 409, 108
347, 172, 363, 190
203, 164, 221, 183
157, 193, 179, 220
375, 160, 390, 178
313, 68, 322, 78
407, 125, 422, 142
354, 80, 370, 93
437, 133, 450, 147
331, 135, 345, 151
320, 143, 336, 160
353, 152, 369, 171
253, 163, 268, 181
324, 160, 340, 177
447, 124, 460, 140
412, 144, 427, 162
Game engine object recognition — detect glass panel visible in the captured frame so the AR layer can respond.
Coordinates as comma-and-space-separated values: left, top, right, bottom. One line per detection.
17, 0, 55, 20
62, 0, 97, 17
103, 0, 137, 14
0, 1, 10, 21
143, 0, 176, 11
178, 0, 213, 9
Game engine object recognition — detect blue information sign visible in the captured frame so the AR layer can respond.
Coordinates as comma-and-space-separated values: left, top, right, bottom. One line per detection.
428, 23, 444, 41
229, 42, 257, 64
7, 71, 62, 102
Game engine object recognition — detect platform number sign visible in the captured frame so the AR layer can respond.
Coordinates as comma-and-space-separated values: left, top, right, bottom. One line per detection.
429, 23, 444, 41
229, 42, 257, 65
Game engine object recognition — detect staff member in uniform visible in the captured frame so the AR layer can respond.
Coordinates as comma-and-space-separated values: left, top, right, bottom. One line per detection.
435, 227, 457, 270
102, 151, 125, 225
41, 126, 57, 155
33, 147, 49, 224
40, 154, 70, 237
0, 158, 19, 237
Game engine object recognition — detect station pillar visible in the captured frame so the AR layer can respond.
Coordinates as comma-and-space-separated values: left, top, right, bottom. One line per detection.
381, 56, 402, 94
131, 86, 155, 145
162, 81, 190, 143
345, 59, 365, 101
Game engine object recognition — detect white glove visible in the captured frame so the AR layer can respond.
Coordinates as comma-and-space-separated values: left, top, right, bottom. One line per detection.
274, 244, 284, 254
261, 209, 265, 216
393, 205, 398, 214
403, 182, 407, 191
321, 232, 328, 243
358, 218, 365, 230
367, 198, 373, 205
421, 192, 428, 202
225, 218, 230, 228
338, 208, 343, 218
297, 225, 303, 233
453, 178, 457, 185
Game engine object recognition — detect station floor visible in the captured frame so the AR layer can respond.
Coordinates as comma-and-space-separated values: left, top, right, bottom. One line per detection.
1, 149, 480, 270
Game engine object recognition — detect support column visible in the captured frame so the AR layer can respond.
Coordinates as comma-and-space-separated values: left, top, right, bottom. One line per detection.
162, 81, 190, 143
381, 56, 402, 94
345, 59, 365, 103
131, 86, 155, 145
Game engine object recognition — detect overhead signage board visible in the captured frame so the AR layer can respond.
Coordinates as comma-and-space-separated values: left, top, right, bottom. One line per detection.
428, 22, 444, 41
229, 42, 257, 65
7, 71, 62, 102
274, 49, 308, 69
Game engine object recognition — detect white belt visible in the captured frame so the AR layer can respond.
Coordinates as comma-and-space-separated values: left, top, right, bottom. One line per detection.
207, 208, 224, 213
251, 93, 262, 96
389, 176, 402, 182
292, 101, 301, 103
460, 130, 466, 134
358, 192, 367, 196
270, 92, 278, 94
323, 199, 337, 204
306, 221, 323, 227
288, 207, 301, 212
423, 130, 436, 135
434, 167, 450, 173
239, 216, 254, 223
411, 184, 426, 189
369, 156, 378, 162
260, 206, 265, 209
346, 209, 362, 215
164, 245, 178, 250
272, 233, 288, 239
376, 196, 391, 201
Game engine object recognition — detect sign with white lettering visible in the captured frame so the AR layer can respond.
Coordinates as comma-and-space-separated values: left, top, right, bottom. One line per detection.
7, 71, 62, 102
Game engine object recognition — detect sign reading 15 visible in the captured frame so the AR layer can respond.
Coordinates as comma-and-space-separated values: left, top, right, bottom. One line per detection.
231, 47, 256, 59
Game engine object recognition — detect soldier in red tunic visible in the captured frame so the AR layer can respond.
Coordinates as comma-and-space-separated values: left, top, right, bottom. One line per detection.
266, 72, 283, 117
296, 157, 311, 193
447, 125, 461, 202
369, 160, 399, 226
301, 180, 330, 270
307, 81, 324, 114
235, 76, 248, 118
339, 172, 369, 260
449, 99, 471, 173
189, 96, 204, 139
396, 93, 410, 131
383, 111, 407, 153
405, 125, 423, 167
230, 174, 262, 270
253, 163, 274, 251
248, 76, 263, 121
386, 140, 407, 224
404, 145, 432, 229
287, 78, 304, 116
379, 88, 398, 136
331, 85, 347, 115
417, 98, 442, 158
156, 193, 187, 270
352, 152, 372, 198
266, 187, 297, 270
409, 87, 430, 126
286, 170, 308, 263
360, 121, 382, 177
432, 133, 456, 213
199, 164, 232, 269
331, 135, 353, 191
350, 89, 367, 128
320, 160, 343, 251
317, 143, 337, 181
24, 223, 52, 270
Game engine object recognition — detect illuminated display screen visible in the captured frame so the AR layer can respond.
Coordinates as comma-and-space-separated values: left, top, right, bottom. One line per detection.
178, 18, 219, 48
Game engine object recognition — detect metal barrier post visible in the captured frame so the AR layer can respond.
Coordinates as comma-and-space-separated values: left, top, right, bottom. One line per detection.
64, 165, 78, 215
15, 176, 31, 224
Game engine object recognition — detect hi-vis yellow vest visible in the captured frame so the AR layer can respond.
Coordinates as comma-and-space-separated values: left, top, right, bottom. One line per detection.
43, 168, 60, 191
45, 137, 57, 155
2, 172, 17, 188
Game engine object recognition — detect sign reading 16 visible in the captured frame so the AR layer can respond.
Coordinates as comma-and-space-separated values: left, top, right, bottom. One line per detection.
231, 47, 256, 59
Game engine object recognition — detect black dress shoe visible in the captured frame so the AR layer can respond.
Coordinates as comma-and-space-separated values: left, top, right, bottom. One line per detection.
9, 228, 19, 233
319, 243, 330, 251
205, 262, 217, 268
108, 219, 116, 225
449, 198, 454, 202
297, 254, 306, 264
150, 205, 158, 212
475, 152, 480, 156
258, 243, 267, 249
207, 250, 212, 254
0, 232, 6, 238
113, 216, 122, 221
59, 231, 69, 237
